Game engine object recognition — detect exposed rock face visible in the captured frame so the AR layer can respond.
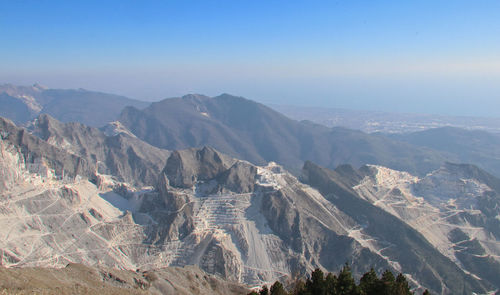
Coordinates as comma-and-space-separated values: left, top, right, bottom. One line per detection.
27, 114, 170, 186
0, 135, 145, 268
0, 133, 390, 289
0, 116, 161, 269
133, 148, 492, 294
0, 116, 95, 184
350, 163, 500, 291
163, 147, 236, 189
143, 148, 393, 286
0, 116, 497, 294
300, 161, 494, 294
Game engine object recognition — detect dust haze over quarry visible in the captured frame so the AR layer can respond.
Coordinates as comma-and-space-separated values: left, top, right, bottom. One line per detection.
2, 85, 500, 294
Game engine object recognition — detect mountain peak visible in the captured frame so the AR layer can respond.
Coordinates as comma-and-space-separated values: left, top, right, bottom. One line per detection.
214, 93, 249, 102
32, 83, 47, 91
162, 146, 235, 188
36, 113, 57, 123
181, 93, 209, 100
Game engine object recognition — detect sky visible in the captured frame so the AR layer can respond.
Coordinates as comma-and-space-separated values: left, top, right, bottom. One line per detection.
1, 0, 500, 116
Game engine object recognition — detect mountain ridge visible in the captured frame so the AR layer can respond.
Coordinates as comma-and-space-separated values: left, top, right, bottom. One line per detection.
2, 88, 500, 293
4, 84, 500, 178
118, 93, 448, 176
27, 113, 171, 187
0, 84, 149, 127
1, 117, 496, 293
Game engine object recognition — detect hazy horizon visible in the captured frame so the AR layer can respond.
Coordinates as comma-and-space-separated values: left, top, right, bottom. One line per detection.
2, 0, 500, 117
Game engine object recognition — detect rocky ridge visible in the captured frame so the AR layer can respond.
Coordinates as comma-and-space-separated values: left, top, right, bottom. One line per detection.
0, 116, 498, 294
350, 163, 500, 290
0, 84, 149, 127
27, 114, 171, 186
118, 93, 448, 176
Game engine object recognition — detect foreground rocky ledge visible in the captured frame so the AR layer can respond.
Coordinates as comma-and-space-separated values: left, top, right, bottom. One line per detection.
0, 263, 249, 295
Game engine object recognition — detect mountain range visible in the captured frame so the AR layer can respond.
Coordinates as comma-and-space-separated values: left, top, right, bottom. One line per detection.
1, 84, 500, 294
0, 84, 148, 127
4, 84, 500, 178
118, 93, 448, 176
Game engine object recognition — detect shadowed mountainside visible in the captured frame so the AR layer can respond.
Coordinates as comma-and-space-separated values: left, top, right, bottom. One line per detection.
118, 94, 447, 175
0, 84, 149, 127
300, 161, 493, 294
28, 114, 170, 186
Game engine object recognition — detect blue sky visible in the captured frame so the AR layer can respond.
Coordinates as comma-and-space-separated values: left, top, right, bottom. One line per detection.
1, 1, 500, 116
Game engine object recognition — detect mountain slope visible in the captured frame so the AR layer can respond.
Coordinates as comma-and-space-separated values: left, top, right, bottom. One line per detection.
0, 130, 388, 287
1, 116, 497, 294
39, 88, 149, 127
118, 94, 447, 175
27, 114, 170, 186
0, 93, 34, 124
1, 117, 490, 294
0, 263, 249, 295
0, 84, 149, 127
300, 161, 492, 294
389, 127, 500, 177
0, 116, 96, 186
339, 162, 500, 290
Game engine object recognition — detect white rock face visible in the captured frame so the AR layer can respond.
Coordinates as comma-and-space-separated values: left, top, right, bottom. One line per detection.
143, 161, 351, 285
0, 83, 44, 114
2, 131, 495, 293
0, 139, 399, 287
102, 121, 137, 138
160, 179, 287, 284
0, 137, 145, 269
354, 165, 500, 269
